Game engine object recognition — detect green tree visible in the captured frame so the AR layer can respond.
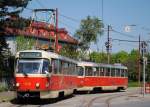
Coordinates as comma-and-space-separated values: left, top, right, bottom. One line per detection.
0, 0, 31, 90
113, 51, 128, 64
74, 16, 104, 59
60, 45, 79, 59
0, 0, 31, 17
4, 16, 31, 29
0, 0, 31, 29
0, 0, 32, 60
0, 37, 10, 74
89, 51, 107, 63
16, 36, 35, 51
0, 0, 32, 56
127, 49, 139, 81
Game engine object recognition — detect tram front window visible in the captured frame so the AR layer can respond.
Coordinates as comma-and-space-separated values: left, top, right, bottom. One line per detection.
16, 59, 43, 74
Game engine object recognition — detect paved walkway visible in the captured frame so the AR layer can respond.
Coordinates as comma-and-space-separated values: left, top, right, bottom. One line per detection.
0, 91, 15, 102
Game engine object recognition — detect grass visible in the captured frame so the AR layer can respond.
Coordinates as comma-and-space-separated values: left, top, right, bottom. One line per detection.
128, 81, 140, 87
0, 83, 8, 92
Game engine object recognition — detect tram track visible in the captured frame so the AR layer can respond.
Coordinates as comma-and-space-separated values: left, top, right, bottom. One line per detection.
4, 99, 45, 107
0, 88, 142, 107
105, 93, 134, 107
86, 91, 140, 107
7, 103, 44, 107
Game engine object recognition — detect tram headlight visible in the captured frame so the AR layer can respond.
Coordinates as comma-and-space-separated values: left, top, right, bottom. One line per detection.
35, 83, 40, 88
16, 83, 20, 87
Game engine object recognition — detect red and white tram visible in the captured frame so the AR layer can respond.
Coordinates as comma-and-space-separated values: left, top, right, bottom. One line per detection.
15, 50, 77, 99
14, 50, 128, 99
76, 61, 128, 92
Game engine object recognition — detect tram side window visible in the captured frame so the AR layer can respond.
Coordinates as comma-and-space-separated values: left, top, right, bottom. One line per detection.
68, 63, 72, 75
72, 63, 77, 75
67, 63, 71, 75
68, 63, 75, 75
106, 68, 111, 76
93, 67, 98, 76
111, 68, 115, 77
78, 66, 84, 76
95, 67, 99, 76
42, 59, 50, 74
74, 64, 77, 75
125, 69, 128, 77
121, 69, 124, 77
124, 70, 127, 77
51, 59, 60, 74
116, 69, 120, 77
100, 67, 105, 76
85, 66, 93, 76
61, 61, 69, 75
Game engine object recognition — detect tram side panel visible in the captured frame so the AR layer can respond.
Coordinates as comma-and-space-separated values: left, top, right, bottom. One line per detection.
83, 76, 128, 90
16, 74, 77, 99
76, 62, 128, 91
15, 75, 49, 91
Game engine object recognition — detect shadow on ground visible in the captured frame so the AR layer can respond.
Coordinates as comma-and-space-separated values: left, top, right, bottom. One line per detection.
10, 95, 74, 106
10, 90, 125, 105
75, 90, 125, 95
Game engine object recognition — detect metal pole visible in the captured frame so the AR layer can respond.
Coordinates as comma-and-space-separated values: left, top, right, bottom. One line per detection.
142, 41, 147, 96
138, 35, 141, 85
107, 25, 110, 64
55, 8, 58, 53
143, 56, 145, 96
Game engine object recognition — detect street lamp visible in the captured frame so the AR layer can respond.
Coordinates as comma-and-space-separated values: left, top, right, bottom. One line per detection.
141, 41, 148, 96
125, 24, 148, 96
124, 24, 136, 32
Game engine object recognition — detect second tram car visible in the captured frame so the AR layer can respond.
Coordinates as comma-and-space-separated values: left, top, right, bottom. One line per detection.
77, 61, 128, 92
15, 50, 77, 99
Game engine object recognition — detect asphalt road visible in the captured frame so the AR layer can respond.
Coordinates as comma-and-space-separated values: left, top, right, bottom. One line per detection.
0, 87, 150, 107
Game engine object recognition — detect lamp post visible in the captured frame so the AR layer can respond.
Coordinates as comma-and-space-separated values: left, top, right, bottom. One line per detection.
124, 25, 141, 85
105, 25, 112, 64
141, 41, 148, 96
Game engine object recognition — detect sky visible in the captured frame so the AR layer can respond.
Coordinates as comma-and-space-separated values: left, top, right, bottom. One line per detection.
21, 0, 150, 53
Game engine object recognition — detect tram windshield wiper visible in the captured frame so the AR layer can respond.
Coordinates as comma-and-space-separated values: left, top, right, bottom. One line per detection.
23, 72, 28, 77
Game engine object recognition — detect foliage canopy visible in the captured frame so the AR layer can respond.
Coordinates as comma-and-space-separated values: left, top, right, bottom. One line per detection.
75, 16, 104, 51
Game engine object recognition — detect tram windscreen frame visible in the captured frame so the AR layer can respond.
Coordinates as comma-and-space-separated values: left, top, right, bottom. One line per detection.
16, 59, 50, 74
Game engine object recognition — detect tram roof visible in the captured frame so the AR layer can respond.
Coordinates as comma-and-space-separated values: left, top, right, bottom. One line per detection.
16, 50, 77, 64
77, 61, 127, 69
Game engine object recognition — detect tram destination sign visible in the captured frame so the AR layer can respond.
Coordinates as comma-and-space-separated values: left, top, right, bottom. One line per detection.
19, 52, 42, 58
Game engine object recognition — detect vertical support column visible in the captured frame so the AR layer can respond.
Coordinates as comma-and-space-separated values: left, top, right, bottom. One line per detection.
55, 8, 58, 53
141, 41, 147, 96
138, 35, 141, 85
107, 25, 110, 64
143, 56, 146, 96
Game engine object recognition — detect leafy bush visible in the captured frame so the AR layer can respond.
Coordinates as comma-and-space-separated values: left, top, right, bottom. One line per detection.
128, 81, 139, 87
0, 83, 8, 92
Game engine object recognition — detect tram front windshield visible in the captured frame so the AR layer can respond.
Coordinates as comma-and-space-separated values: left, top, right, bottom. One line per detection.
16, 59, 49, 74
